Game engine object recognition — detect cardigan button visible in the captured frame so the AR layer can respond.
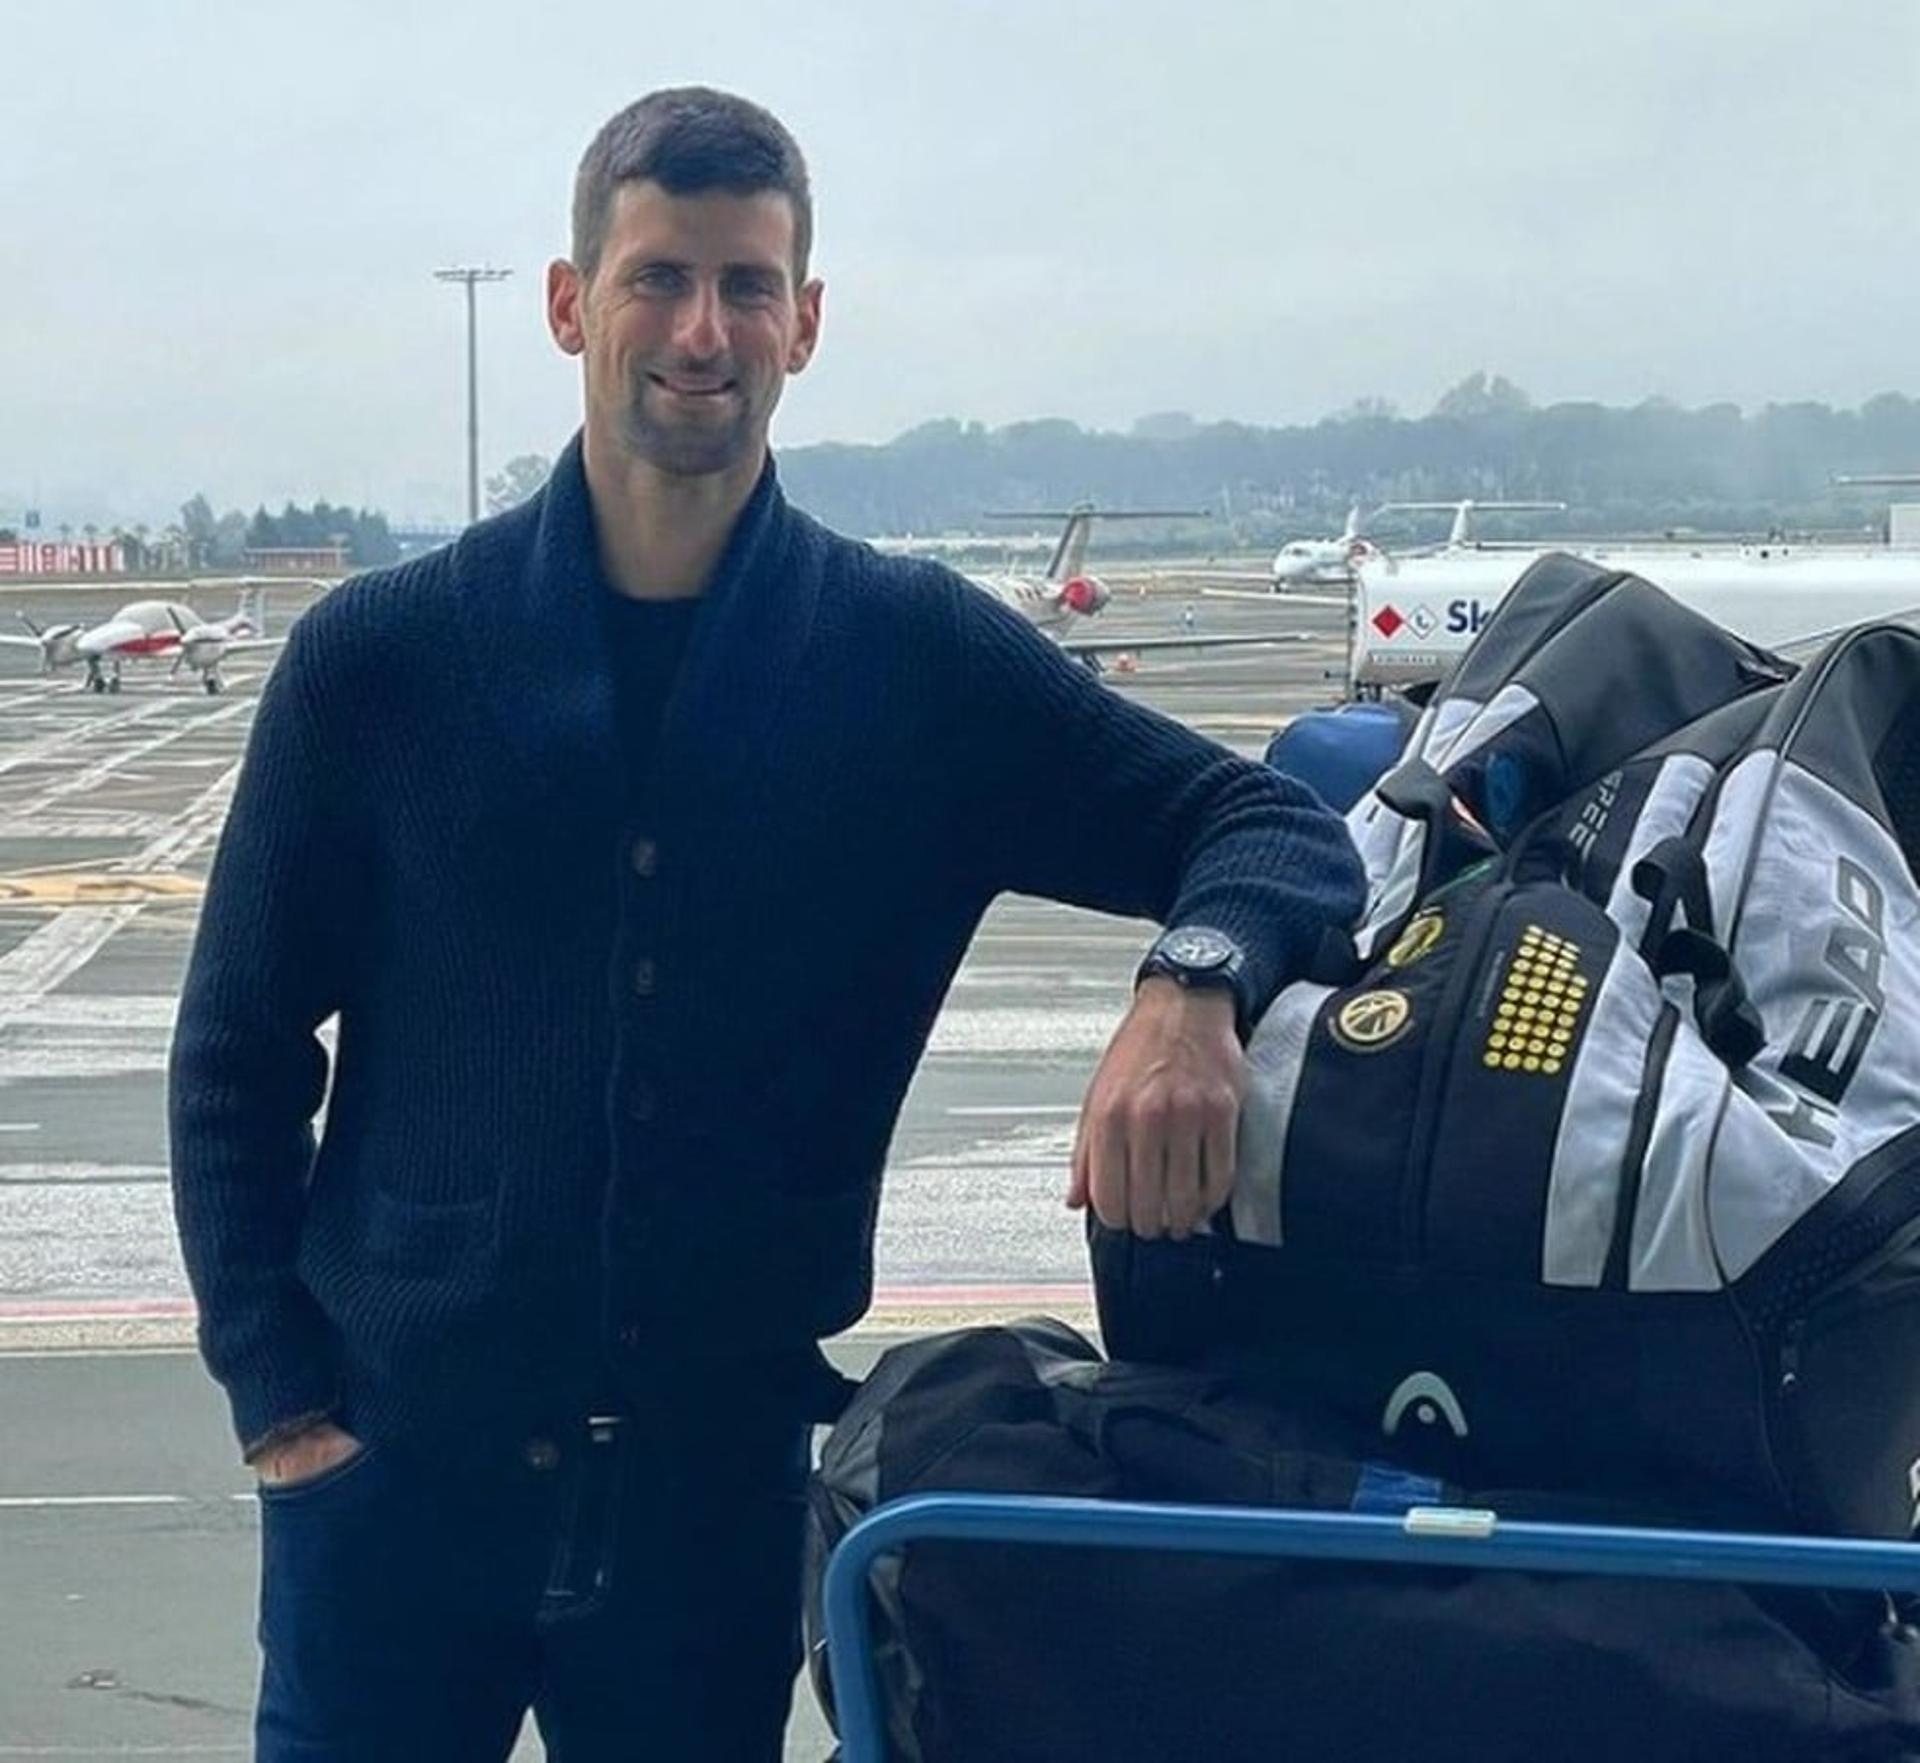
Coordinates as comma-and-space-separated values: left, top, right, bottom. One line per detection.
523, 1437, 562, 1472
629, 836, 658, 879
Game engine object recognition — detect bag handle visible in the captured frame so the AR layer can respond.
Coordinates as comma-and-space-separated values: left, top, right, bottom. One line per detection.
1374, 759, 1498, 902
1632, 837, 1766, 1068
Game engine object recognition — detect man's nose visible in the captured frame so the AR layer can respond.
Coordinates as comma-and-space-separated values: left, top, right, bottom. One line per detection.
672, 281, 726, 357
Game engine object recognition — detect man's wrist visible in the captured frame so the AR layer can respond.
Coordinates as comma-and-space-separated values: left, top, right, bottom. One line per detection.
1134, 974, 1236, 1015
1135, 926, 1254, 1041
242, 1409, 335, 1468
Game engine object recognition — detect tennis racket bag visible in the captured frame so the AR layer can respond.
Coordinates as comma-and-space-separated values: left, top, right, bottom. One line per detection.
1095, 563, 1920, 1541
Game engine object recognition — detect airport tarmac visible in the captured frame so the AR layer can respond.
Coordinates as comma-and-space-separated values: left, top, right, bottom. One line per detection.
0, 570, 1350, 1758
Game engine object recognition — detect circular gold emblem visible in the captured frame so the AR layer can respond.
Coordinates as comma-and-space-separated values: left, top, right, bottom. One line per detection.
1332, 989, 1413, 1052
1385, 911, 1445, 969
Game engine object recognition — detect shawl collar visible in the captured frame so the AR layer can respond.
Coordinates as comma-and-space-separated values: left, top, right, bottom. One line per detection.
457, 433, 814, 824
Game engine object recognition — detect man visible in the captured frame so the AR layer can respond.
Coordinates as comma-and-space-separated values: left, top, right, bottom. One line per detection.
169, 87, 1364, 1760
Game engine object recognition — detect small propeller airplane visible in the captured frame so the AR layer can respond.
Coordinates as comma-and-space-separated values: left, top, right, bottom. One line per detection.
0, 584, 287, 694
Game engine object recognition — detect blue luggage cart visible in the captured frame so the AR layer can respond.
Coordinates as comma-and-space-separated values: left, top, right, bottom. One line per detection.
821, 1492, 1920, 1763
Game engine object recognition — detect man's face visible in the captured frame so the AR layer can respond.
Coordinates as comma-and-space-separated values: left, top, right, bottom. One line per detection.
548, 181, 822, 480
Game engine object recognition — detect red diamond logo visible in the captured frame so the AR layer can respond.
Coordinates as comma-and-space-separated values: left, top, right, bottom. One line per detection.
1372, 604, 1406, 639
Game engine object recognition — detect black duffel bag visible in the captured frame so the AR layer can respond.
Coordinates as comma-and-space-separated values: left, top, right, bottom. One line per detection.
806, 1319, 1920, 1763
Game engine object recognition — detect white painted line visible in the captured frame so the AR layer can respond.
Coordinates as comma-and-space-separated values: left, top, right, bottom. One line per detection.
0, 695, 175, 782
0, 1747, 250, 1757
926, 1006, 1122, 1055
0, 1163, 170, 1182
946, 1104, 1082, 1117
898, 1122, 1078, 1169
0, 1346, 198, 1360
0, 1493, 186, 1509
3, 996, 175, 1027
0, 814, 169, 841
0, 760, 240, 1013
11, 699, 247, 818
0, 1121, 40, 1132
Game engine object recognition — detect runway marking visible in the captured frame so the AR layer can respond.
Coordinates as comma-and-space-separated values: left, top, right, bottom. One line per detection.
950, 970, 1122, 991
868, 1282, 1090, 1309
0, 1164, 170, 1184
0, 1494, 187, 1509
0, 874, 203, 905
898, 1122, 1077, 1169
0, 1297, 192, 1318
0, 1748, 249, 1757
927, 1005, 1122, 1055
946, 1104, 1082, 1117
0, 996, 175, 1025
0, 813, 170, 841
0, 761, 237, 1012
0, 695, 177, 781
0, 1122, 39, 1132
9, 699, 249, 819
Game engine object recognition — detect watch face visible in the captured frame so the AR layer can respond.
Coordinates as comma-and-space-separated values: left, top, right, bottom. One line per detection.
1162, 927, 1236, 970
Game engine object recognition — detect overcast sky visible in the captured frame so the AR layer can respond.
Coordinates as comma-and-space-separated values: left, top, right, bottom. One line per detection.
6, 0, 1918, 523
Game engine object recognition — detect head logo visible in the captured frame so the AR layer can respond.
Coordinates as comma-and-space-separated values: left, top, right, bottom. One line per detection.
1332, 989, 1413, 1052
1382, 1372, 1470, 1439
1386, 912, 1445, 969
1371, 605, 1406, 639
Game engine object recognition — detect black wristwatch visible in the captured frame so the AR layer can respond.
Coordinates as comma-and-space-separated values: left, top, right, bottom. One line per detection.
1135, 925, 1251, 1036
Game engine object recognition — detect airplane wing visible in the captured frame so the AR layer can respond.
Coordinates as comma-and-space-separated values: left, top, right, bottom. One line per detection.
0, 633, 47, 650
218, 637, 287, 656
1199, 587, 1351, 608
1059, 631, 1315, 659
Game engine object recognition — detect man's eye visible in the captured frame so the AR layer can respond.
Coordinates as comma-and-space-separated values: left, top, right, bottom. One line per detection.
724, 274, 780, 304
632, 266, 686, 294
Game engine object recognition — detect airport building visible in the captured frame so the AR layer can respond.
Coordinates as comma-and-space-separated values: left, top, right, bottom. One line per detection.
0, 539, 127, 574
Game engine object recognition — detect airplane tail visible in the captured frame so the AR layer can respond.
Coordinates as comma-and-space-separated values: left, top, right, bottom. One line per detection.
1047, 506, 1097, 583
235, 585, 265, 635
984, 505, 1206, 585
1372, 499, 1567, 550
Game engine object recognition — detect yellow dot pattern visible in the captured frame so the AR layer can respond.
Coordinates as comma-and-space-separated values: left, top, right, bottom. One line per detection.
1481, 925, 1588, 1076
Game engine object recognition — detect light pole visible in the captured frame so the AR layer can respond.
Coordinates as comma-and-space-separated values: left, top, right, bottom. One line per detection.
434, 266, 512, 524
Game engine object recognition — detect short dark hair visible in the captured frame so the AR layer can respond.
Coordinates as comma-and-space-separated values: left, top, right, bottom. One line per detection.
571, 87, 813, 284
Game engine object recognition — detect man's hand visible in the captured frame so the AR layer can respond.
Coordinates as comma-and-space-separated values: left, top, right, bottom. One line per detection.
1069, 978, 1246, 1240
253, 1420, 364, 1488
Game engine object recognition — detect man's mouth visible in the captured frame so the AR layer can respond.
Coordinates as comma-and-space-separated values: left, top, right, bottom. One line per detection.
648, 372, 735, 398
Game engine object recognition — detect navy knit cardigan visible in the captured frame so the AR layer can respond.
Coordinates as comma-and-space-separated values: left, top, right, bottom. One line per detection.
168, 438, 1365, 1453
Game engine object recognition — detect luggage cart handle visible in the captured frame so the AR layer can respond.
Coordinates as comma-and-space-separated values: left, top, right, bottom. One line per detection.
821, 1493, 1920, 1763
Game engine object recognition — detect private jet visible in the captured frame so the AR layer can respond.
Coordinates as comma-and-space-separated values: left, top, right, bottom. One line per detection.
960, 505, 1314, 669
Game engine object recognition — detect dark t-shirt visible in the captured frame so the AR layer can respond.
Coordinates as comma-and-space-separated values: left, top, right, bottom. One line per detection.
601, 592, 701, 804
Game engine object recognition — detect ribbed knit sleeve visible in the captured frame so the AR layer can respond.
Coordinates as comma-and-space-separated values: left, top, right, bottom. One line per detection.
947, 581, 1366, 1019
169, 615, 363, 1455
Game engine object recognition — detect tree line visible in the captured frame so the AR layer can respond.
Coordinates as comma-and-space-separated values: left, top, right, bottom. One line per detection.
25, 377, 1918, 572
776, 377, 1920, 548
179, 496, 398, 569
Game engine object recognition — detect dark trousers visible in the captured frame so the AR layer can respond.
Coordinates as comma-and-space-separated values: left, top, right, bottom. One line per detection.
254, 1406, 811, 1761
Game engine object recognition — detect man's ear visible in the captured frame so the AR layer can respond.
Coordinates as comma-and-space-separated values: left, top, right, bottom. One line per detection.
787, 277, 824, 375
547, 258, 586, 357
